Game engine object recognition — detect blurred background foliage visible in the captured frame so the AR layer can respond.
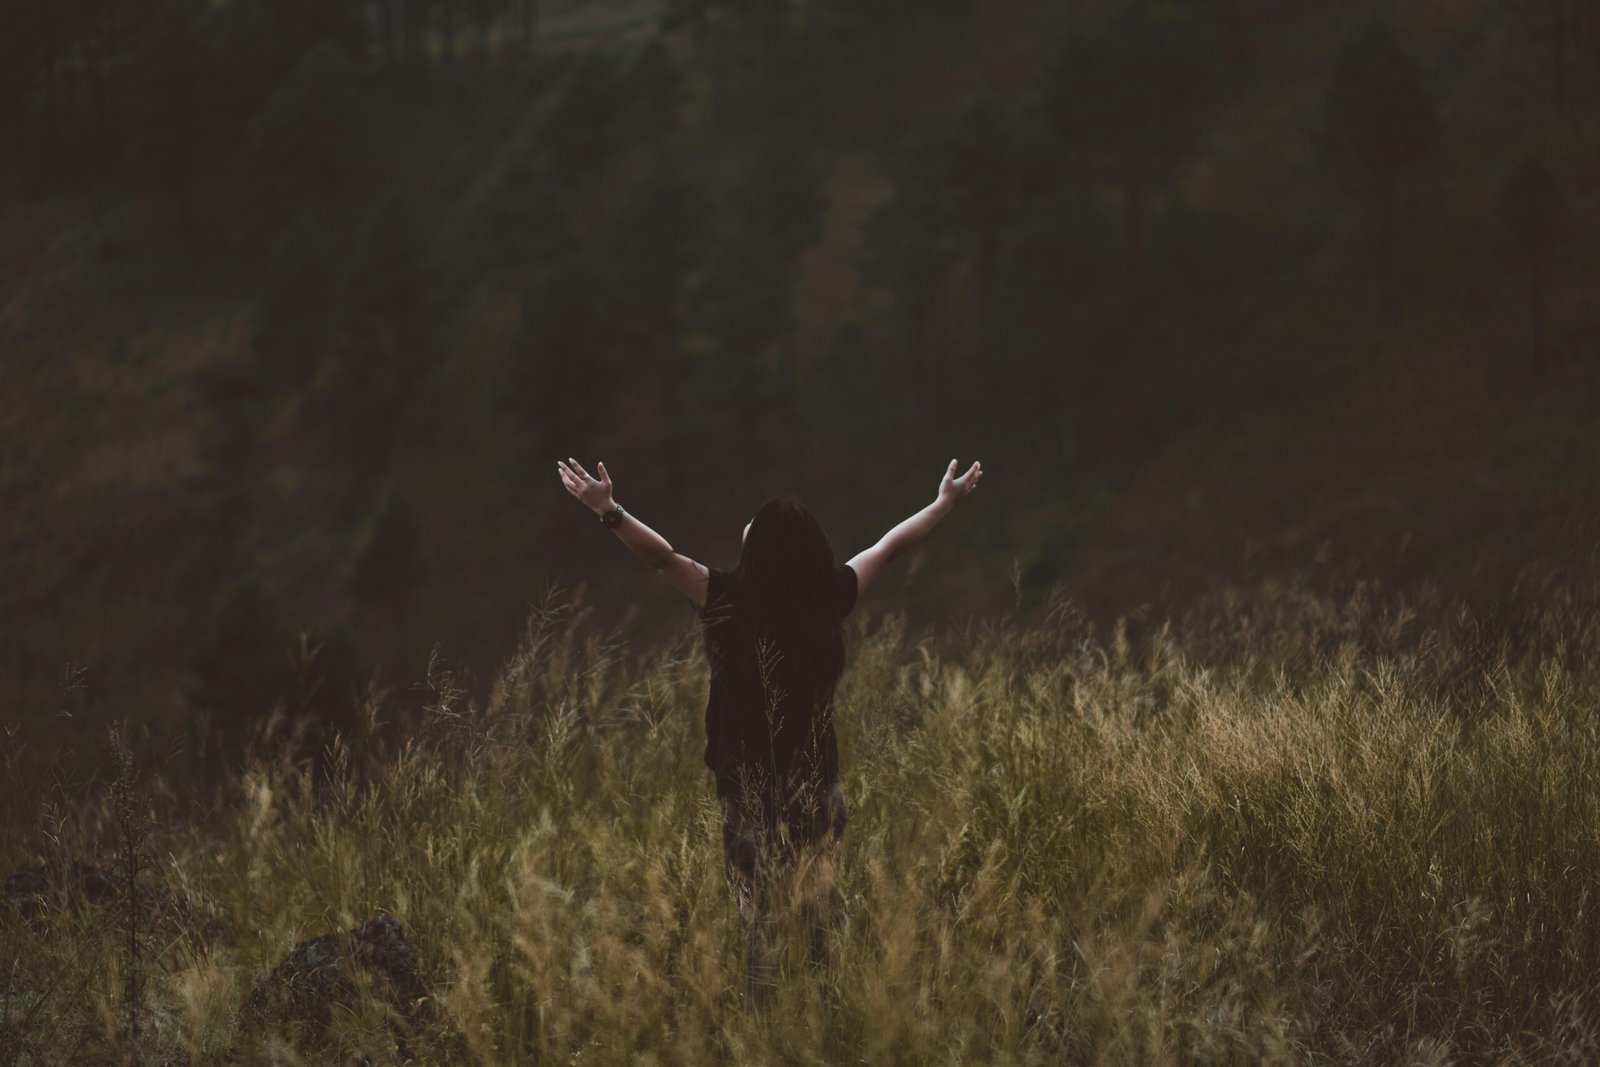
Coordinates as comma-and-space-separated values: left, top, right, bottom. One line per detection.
2, 0, 1598, 771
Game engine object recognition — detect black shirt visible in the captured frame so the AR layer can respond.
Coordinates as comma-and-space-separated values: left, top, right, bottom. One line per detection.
698, 562, 859, 798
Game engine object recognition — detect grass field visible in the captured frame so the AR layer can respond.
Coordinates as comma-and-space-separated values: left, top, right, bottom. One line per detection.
4, 571, 1599, 1064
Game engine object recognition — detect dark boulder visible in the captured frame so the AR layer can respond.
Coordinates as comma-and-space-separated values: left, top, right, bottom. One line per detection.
248, 911, 428, 1037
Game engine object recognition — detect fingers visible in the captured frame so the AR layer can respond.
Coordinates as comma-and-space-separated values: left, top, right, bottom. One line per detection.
567, 456, 593, 481
944, 458, 982, 491
557, 461, 588, 501
597, 460, 609, 484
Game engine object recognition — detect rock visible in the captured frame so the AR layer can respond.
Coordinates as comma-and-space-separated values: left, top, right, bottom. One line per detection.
248, 911, 426, 1025
345, 912, 424, 1001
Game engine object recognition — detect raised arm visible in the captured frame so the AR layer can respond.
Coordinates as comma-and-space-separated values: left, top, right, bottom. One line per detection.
847, 458, 983, 598
557, 458, 711, 607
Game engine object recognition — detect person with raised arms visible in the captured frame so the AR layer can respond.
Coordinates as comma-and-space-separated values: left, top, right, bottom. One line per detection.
556, 456, 984, 1002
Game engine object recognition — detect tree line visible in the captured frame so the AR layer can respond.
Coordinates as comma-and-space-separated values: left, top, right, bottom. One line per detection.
3, 0, 1595, 770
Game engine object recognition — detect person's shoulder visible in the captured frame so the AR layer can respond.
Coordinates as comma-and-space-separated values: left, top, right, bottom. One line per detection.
835, 562, 858, 619
700, 565, 736, 618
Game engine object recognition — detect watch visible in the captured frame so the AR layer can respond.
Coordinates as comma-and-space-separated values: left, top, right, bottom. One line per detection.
599, 503, 626, 528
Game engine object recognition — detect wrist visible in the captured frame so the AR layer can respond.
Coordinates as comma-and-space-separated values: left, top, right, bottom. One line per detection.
593, 499, 617, 517
933, 495, 955, 515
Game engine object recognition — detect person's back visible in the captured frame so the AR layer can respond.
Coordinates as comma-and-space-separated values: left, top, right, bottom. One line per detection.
697, 495, 860, 821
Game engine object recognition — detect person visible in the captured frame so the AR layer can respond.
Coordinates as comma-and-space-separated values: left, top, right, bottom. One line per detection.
556, 456, 984, 1001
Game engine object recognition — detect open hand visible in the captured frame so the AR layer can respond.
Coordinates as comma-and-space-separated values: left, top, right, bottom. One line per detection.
937, 458, 983, 506
557, 457, 614, 514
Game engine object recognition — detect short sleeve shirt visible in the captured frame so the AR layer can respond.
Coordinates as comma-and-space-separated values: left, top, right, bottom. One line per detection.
698, 564, 858, 796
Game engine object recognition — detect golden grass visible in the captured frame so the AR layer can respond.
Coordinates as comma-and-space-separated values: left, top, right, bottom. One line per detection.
3, 575, 1599, 1064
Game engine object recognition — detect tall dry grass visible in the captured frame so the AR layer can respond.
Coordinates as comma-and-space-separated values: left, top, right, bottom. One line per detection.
3, 574, 1599, 1064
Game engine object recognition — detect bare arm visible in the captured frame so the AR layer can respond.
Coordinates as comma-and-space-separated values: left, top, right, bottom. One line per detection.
847, 458, 983, 598
557, 458, 711, 607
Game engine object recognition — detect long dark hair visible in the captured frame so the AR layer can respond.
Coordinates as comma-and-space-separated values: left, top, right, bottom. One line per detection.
729, 492, 846, 703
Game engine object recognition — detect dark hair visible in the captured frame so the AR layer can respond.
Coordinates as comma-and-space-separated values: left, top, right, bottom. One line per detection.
730, 492, 846, 702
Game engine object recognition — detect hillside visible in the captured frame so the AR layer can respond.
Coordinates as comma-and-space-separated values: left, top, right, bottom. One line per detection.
1, 0, 1597, 768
